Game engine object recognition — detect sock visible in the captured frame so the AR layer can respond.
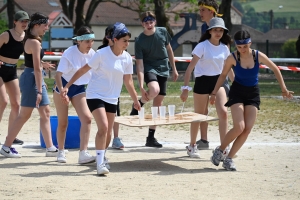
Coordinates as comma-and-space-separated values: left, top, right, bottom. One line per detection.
46, 145, 57, 151
201, 139, 209, 143
148, 129, 156, 138
96, 150, 105, 165
139, 99, 145, 107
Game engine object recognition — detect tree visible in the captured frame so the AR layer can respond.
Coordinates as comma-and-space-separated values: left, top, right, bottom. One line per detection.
154, 0, 173, 36
219, 0, 232, 34
296, 35, 300, 58
0, 16, 8, 33
281, 39, 297, 58
7, 0, 15, 29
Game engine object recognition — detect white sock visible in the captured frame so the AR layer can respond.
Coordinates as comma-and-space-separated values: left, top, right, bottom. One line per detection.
46, 145, 57, 151
96, 150, 105, 165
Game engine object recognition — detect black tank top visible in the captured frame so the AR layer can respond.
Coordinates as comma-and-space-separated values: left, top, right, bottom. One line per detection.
24, 48, 44, 68
0, 30, 24, 59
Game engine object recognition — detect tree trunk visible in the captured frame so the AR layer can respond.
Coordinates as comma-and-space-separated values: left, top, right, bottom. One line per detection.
85, 0, 103, 25
74, 0, 87, 34
7, 0, 15, 29
219, 0, 232, 34
154, 0, 173, 37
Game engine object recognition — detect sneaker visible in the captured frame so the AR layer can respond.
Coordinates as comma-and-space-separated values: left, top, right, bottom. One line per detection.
12, 138, 24, 145
46, 148, 59, 157
212, 146, 229, 161
104, 156, 110, 170
0, 146, 22, 158
210, 147, 223, 166
78, 150, 96, 164
196, 139, 209, 149
222, 157, 237, 171
145, 137, 163, 148
130, 103, 138, 115
112, 137, 125, 149
57, 150, 66, 163
97, 163, 109, 175
186, 144, 200, 158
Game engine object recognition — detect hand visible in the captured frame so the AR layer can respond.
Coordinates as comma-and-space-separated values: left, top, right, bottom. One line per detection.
172, 69, 179, 82
0, 61, 3, 67
42, 62, 56, 71
140, 87, 149, 102
36, 93, 42, 108
61, 95, 70, 105
282, 90, 294, 99
133, 100, 141, 111
180, 90, 188, 102
61, 87, 69, 97
209, 94, 216, 105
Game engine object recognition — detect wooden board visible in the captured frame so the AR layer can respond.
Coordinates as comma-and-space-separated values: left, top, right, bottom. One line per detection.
114, 112, 218, 127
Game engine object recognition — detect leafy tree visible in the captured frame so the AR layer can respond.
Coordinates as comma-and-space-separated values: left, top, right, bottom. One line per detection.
281, 39, 297, 58
0, 16, 8, 33
232, 1, 244, 14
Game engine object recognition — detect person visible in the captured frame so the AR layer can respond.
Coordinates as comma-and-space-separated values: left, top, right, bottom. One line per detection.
61, 22, 141, 175
180, 17, 231, 158
0, 12, 58, 158
210, 30, 294, 171
130, 11, 178, 148
97, 25, 125, 150
196, 0, 234, 150
0, 11, 30, 146
54, 26, 96, 164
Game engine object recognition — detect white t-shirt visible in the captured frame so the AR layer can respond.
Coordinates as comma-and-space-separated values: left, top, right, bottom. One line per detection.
192, 40, 230, 77
57, 45, 95, 85
86, 46, 133, 105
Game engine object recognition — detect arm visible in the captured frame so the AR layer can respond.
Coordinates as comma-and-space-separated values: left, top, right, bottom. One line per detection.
124, 74, 141, 111
228, 68, 235, 82
0, 32, 9, 66
135, 59, 148, 101
180, 55, 200, 102
259, 52, 294, 98
210, 55, 235, 105
41, 61, 55, 71
166, 43, 178, 82
64, 64, 91, 89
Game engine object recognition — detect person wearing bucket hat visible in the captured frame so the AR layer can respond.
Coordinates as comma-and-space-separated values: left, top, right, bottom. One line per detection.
61, 22, 141, 175
196, 0, 235, 151
129, 11, 179, 148
54, 26, 96, 164
97, 25, 125, 151
180, 17, 231, 159
210, 30, 294, 171
1, 12, 58, 158
0, 10, 29, 147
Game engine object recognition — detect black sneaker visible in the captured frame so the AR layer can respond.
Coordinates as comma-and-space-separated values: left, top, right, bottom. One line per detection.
130, 103, 138, 115
145, 137, 163, 148
12, 138, 24, 145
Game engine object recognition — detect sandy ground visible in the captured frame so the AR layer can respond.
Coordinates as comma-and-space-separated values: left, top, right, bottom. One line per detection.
0, 104, 300, 200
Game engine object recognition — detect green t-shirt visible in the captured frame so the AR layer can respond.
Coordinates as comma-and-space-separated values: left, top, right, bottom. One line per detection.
135, 27, 171, 77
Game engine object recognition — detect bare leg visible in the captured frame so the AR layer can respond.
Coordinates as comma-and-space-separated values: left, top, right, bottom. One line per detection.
38, 105, 54, 148
0, 79, 9, 124
215, 87, 228, 143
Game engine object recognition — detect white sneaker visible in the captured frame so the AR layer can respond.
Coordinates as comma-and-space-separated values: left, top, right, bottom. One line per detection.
57, 150, 66, 163
212, 146, 237, 161
186, 144, 200, 158
0, 146, 22, 158
78, 150, 96, 164
97, 163, 109, 175
46, 148, 58, 157
104, 156, 110, 170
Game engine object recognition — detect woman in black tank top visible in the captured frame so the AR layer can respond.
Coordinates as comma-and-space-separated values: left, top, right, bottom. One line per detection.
0, 11, 29, 146
1, 12, 58, 158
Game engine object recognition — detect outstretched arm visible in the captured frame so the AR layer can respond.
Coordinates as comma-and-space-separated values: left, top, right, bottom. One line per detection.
166, 44, 178, 82
124, 74, 141, 111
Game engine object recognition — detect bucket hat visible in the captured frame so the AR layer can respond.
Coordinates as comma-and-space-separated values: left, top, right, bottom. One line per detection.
14, 11, 29, 21
207, 17, 228, 31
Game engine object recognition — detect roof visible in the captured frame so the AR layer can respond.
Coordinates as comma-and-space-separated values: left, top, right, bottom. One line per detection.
259, 29, 300, 43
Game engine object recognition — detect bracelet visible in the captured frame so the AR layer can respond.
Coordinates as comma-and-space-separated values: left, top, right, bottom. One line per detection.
211, 93, 216, 96
37, 91, 42, 95
181, 86, 192, 91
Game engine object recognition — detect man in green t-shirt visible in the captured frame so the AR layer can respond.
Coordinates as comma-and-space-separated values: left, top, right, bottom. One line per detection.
130, 11, 178, 148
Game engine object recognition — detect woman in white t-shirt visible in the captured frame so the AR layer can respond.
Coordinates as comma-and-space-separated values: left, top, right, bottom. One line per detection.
180, 17, 232, 158
62, 22, 141, 175
54, 26, 95, 164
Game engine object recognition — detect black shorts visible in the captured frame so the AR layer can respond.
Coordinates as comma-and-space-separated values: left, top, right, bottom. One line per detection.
193, 75, 223, 94
86, 99, 117, 113
144, 72, 167, 96
116, 98, 120, 116
225, 81, 260, 110
0, 64, 18, 83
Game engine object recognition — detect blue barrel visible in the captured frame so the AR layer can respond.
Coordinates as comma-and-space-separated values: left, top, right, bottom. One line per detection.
40, 116, 81, 149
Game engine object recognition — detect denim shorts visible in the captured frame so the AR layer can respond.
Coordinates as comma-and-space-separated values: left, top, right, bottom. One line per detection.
19, 68, 50, 107
55, 77, 85, 98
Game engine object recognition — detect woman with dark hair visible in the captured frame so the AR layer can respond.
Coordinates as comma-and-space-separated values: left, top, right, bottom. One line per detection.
61, 22, 141, 175
54, 26, 95, 164
0, 11, 29, 146
97, 25, 125, 150
180, 17, 231, 158
0, 12, 57, 158
210, 30, 294, 171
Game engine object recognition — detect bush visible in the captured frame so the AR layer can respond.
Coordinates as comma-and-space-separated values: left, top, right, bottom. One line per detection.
281, 39, 297, 58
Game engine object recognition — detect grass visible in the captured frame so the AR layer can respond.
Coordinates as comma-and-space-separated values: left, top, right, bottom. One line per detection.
241, 0, 300, 13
